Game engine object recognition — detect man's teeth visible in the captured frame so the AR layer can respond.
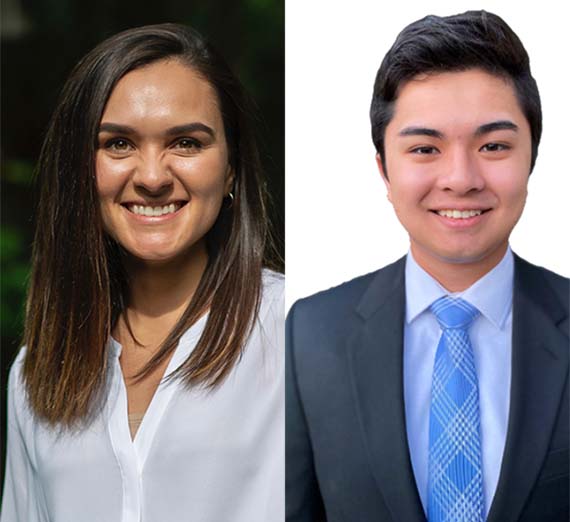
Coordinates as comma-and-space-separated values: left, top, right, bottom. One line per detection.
437, 209, 483, 219
129, 203, 179, 216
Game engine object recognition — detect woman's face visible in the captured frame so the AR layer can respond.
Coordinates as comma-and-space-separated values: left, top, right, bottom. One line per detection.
96, 59, 233, 264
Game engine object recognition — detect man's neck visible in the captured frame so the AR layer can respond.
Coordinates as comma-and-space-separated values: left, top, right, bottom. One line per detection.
410, 242, 509, 293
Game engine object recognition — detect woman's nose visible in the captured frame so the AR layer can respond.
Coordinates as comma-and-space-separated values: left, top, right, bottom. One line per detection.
132, 153, 173, 195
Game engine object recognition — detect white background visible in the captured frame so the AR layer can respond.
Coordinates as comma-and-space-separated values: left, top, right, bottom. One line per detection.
286, 1, 570, 310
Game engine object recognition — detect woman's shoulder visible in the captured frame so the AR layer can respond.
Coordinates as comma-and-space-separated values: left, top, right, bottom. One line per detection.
261, 268, 284, 301
7, 346, 32, 427
239, 269, 284, 378
8, 346, 27, 392
259, 268, 284, 319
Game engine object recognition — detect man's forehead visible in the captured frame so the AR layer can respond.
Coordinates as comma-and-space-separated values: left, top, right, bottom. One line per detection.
387, 69, 527, 135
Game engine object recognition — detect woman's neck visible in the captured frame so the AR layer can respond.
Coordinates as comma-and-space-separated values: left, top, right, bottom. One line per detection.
117, 242, 208, 345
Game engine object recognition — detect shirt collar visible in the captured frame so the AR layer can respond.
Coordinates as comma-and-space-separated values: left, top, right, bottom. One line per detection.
109, 337, 122, 358
108, 312, 209, 363
405, 246, 514, 330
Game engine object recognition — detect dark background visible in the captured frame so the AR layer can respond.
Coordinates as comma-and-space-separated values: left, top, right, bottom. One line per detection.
1, 0, 284, 496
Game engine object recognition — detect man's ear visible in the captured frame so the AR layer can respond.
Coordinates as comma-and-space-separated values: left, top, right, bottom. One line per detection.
375, 153, 392, 203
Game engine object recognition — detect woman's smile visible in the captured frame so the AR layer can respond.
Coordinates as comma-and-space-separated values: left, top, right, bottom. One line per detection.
121, 200, 188, 221
125, 201, 185, 217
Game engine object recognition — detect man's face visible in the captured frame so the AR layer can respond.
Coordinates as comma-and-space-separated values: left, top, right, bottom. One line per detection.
379, 69, 532, 274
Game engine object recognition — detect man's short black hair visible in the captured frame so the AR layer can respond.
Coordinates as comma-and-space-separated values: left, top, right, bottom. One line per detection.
370, 10, 542, 174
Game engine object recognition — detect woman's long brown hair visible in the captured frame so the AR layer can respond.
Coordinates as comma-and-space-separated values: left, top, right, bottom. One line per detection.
22, 24, 281, 429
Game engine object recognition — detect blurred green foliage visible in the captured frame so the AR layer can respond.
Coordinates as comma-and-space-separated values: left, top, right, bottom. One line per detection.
2, 159, 35, 185
1, 226, 28, 337
1, 160, 34, 344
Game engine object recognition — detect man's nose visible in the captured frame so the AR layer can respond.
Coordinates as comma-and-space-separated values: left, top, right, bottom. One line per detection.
438, 148, 485, 194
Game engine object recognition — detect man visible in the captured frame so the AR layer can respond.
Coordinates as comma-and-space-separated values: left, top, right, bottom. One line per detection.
286, 11, 568, 522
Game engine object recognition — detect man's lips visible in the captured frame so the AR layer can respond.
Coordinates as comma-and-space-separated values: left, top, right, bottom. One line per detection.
430, 208, 492, 219
429, 207, 492, 227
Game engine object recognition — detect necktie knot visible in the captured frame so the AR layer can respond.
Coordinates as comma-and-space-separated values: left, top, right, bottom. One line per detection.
430, 296, 479, 330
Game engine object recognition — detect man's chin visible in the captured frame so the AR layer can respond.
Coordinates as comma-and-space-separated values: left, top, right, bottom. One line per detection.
411, 241, 509, 268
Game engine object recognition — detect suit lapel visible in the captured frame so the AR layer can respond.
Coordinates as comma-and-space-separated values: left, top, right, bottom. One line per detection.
347, 257, 426, 522
487, 256, 569, 522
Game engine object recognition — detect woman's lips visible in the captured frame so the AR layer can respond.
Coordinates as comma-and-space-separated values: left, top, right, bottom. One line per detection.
121, 201, 188, 222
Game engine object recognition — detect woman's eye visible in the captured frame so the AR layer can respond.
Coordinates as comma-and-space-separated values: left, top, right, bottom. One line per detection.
105, 139, 132, 152
480, 142, 510, 152
174, 138, 202, 150
410, 146, 439, 155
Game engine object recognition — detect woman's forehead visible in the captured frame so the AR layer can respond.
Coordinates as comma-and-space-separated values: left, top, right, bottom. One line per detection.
101, 60, 223, 131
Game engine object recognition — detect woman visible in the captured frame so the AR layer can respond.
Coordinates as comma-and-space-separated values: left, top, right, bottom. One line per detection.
1, 24, 283, 522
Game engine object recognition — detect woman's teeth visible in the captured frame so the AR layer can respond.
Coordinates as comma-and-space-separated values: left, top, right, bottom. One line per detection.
437, 209, 483, 219
129, 203, 179, 217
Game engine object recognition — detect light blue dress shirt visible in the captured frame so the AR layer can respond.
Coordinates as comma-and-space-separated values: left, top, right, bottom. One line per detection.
404, 247, 513, 518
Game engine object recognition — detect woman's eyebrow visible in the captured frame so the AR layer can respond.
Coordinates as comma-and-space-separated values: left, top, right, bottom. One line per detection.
165, 122, 215, 137
99, 122, 136, 134
98, 122, 216, 137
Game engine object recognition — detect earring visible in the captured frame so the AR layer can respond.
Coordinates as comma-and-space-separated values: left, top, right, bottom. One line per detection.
223, 191, 234, 210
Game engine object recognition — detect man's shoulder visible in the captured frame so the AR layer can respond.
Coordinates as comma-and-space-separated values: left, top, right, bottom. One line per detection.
514, 254, 569, 311
290, 256, 406, 324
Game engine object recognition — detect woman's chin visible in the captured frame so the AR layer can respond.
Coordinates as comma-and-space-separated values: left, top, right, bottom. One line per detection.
120, 239, 207, 267
122, 245, 182, 265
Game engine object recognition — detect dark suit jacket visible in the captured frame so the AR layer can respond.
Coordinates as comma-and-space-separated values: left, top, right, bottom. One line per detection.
286, 254, 569, 522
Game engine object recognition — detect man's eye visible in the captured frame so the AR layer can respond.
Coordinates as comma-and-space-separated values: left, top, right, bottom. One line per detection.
480, 142, 510, 152
410, 146, 439, 155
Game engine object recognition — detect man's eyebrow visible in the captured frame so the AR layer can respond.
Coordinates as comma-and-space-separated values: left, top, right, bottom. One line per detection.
475, 120, 519, 136
98, 122, 215, 137
398, 127, 444, 139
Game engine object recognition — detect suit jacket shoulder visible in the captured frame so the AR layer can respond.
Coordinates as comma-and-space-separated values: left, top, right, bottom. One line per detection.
491, 254, 569, 522
514, 254, 569, 321
290, 257, 406, 349
286, 257, 422, 522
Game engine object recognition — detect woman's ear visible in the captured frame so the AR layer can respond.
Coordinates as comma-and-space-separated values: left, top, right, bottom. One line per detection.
224, 165, 235, 196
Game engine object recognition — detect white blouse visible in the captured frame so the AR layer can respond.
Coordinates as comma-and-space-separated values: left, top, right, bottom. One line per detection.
1, 270, 284, 522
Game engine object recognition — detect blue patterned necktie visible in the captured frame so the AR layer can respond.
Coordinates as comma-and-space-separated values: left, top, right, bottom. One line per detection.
427, 296, 484, 522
